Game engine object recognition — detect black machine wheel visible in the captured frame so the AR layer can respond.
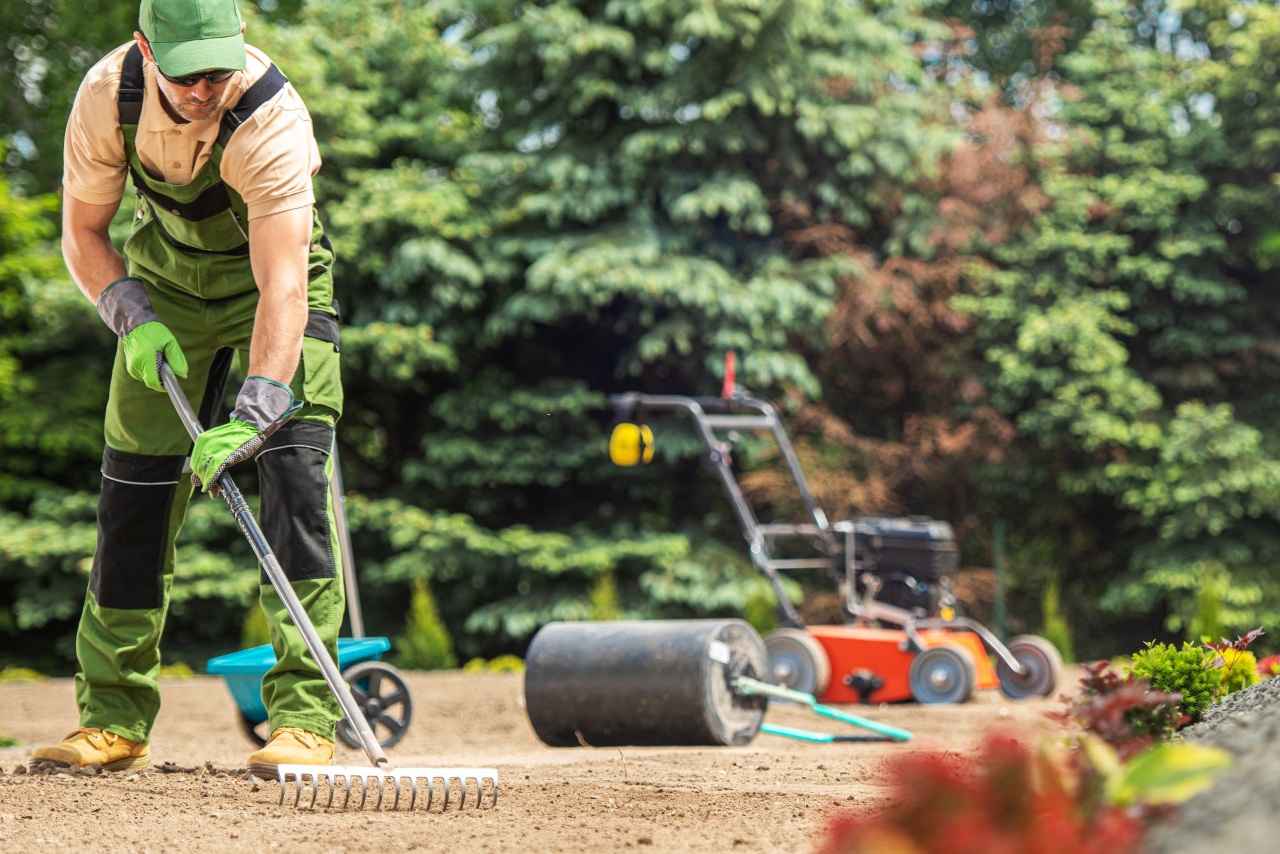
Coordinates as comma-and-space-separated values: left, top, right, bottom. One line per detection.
335, 661, 414, 750
995, 635, 1063, 699
908, 645, 976, 704
763, 628, 831, 698
237, 709, 270, 748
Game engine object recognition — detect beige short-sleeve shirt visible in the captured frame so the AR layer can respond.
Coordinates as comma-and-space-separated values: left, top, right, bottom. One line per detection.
63, 42, 320, 220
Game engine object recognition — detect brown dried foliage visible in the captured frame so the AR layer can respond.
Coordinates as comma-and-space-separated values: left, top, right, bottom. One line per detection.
760, 48, 1059, 527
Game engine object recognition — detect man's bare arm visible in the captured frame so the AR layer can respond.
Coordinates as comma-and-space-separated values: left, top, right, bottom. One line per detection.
62, 194, 126, 304
247, 206, 312, 386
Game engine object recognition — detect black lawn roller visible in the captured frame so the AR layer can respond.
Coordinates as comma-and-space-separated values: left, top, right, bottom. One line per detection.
524, 619, 770, 747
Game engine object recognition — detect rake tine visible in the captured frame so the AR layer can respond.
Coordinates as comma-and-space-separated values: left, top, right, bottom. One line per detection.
448, 774, 462, 810
464, 774, 478, 810
276, 765, 497, 811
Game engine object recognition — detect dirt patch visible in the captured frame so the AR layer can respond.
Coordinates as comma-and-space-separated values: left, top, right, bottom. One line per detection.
0, 668, 1077, 853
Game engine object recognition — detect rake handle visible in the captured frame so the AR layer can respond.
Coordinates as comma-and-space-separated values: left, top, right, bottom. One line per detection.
160, 360, 389, 769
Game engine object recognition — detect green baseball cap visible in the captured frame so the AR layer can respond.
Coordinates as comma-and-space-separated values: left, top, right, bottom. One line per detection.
139, 0, 246, 76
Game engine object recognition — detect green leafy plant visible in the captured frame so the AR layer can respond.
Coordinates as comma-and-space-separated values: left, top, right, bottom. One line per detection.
1041, 580, 1076, 664
0, 733, 17, 748
1127, 641, 1223, 721
1205, 630, 1263, 696
1060, 628, 1265, 770
1079, 734, 1232, 812
741, 588, 780, 638
462, 655, 524, 674
1215, 647, 1259, 696
0, 665, 46, 683
588, 571, 622, 621
1127, 628, 1265, 721
394, 578, 457, 671
241, 602, 270, 649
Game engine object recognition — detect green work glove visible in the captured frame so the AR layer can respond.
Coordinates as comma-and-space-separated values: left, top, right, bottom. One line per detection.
123, 321, 189, 391
191, 376, 301, 496
97, 277, 189, 392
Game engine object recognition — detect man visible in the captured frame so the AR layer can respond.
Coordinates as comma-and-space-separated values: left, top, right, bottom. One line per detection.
31, 0, 345, 779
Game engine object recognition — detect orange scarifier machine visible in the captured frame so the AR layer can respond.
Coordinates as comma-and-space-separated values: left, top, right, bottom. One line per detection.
607, 364, 1062, 706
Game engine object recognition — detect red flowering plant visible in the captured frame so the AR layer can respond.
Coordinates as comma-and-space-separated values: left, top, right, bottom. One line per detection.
815, 632, 1254, 854
1055, 660, 1185, 760
816, 735, 1143, 854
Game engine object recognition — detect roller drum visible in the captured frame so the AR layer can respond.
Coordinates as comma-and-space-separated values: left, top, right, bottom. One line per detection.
524, 619, 769, 747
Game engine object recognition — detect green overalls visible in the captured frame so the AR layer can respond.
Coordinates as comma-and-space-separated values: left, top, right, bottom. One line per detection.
76, 44, 346, 743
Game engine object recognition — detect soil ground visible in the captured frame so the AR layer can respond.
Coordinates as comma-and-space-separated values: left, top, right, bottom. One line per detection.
0, 668, 1077, 853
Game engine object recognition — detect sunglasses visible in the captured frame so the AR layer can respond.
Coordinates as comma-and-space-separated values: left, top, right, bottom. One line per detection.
158, 67, 237, 87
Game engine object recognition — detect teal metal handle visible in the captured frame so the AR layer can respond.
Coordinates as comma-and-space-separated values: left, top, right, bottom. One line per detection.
760, 722, 897, 744
736, 676, 913, 743
809, 701, 913, 742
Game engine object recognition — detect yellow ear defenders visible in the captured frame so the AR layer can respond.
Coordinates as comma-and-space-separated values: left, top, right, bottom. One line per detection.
609, 421, 655, 466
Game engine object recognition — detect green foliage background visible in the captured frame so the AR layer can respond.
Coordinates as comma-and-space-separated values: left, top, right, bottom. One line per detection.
5, 0, 1280, 671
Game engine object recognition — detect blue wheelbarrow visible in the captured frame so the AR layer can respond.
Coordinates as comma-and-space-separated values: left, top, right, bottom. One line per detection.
207, 636, 412, 750
205, 453, 414, 751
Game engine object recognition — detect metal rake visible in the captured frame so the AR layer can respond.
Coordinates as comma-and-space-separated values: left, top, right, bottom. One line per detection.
277, 765, 498, 811
159, 361, 498, 811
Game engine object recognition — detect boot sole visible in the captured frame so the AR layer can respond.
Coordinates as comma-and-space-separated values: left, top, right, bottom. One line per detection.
29, 756, 150, 773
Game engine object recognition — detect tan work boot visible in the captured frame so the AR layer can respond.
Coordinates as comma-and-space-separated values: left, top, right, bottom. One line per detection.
247, 726, 333, 780
30, 727, 150, 772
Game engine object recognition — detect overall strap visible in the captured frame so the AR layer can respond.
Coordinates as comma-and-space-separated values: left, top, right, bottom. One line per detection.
118, 42, 145, 126
115, 40, 289, 149
217, 64, 288, 148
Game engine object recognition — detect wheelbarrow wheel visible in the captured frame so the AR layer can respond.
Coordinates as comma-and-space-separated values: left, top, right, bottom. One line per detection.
908, 645, 976, 704
237, 710, 271, 748
764, 628, 831, 698
996, 635, 1063, 699
336, 660, 413, 750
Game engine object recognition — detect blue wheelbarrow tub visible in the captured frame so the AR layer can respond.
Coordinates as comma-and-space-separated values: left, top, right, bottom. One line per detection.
206, 636, 392, 724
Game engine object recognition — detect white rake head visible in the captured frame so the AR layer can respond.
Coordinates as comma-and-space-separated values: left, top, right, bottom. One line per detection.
276, 764, 499, 811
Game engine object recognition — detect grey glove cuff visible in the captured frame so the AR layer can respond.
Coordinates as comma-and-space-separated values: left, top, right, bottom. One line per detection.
230, 376, 297, 432
96, 277, 160, 338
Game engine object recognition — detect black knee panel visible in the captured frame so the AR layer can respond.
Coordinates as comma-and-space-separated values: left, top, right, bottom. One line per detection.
92, 447, 188, 609
257, 421, 337, 583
